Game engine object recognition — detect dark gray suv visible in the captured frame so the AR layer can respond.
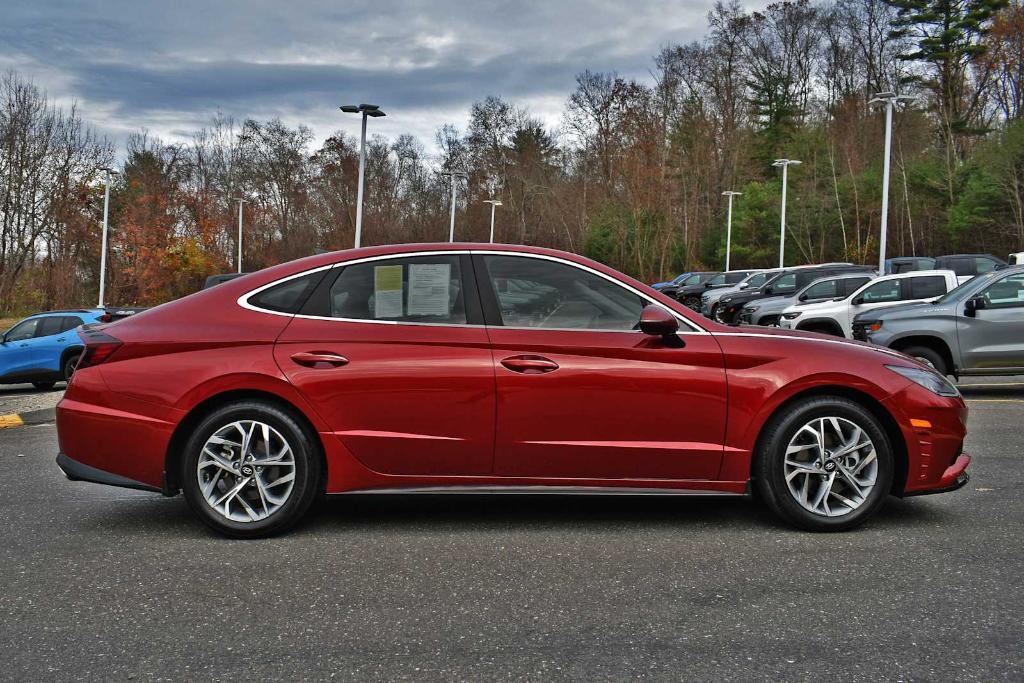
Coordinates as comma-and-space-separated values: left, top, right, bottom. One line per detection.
853, 266, 1024, 377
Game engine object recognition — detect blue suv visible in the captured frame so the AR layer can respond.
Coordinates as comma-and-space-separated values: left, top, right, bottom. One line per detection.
1, 310, 106, 389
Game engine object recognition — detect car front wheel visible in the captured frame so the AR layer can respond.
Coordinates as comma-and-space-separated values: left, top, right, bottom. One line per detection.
754, 396, 893, 531
181, 400, 322, 538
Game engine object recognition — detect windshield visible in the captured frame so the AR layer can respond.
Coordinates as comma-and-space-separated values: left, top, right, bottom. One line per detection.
935, 272, 997, 305
677, 273, 702, 286
671, 272, 692, 285
743, 272, 770, 287
707, 273, 728, 285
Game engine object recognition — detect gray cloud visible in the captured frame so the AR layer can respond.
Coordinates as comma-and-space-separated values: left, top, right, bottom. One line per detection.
2, 0, 713, 150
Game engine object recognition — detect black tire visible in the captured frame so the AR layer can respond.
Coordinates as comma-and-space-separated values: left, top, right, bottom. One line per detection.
32, 382, 55, 390
901, 345, 949, 376
754, 396, 894, 532
62, 354, 79, 382
180, 400, 323, 538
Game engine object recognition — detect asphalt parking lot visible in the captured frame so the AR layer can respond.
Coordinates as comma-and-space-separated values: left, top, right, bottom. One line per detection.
0, 379, 1021, 681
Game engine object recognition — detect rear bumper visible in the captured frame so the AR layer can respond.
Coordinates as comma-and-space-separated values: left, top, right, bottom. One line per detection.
56, 452, 163, 493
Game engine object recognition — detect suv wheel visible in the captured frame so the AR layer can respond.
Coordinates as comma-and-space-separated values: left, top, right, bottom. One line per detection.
181, 400, 322, 538
900, 345, 949, 376
754, 396, 893, 531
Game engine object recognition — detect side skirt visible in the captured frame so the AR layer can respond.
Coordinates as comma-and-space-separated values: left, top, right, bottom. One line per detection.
331, 485, 749, 497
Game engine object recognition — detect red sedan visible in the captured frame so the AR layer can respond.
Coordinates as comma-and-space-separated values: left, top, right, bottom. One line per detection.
55, 244, 971, 537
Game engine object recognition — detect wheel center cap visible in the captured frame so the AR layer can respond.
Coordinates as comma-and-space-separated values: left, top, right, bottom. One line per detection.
823, 461, 837, 472
240, 465, 254, 477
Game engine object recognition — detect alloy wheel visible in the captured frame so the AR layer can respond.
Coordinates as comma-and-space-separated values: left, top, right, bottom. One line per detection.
197, 420, 297, 522
783, 416, 878, 518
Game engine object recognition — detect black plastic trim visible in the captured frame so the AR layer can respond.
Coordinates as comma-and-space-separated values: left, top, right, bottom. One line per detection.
902, 471, 970, 497
56, 453, 162, 493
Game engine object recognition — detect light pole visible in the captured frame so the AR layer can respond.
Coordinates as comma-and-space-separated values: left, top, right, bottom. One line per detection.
340, 103, 386, 248
772, 159, 801, 268
721, 191, 742, 271
97, 167, 115, 308
483, 199, 503, 243
869, 91, 914, 273
440, 170, 468, 242
232, 197, 247, 273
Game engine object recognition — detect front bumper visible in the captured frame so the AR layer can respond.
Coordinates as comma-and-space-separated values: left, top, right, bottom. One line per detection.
903, 454, 971, 497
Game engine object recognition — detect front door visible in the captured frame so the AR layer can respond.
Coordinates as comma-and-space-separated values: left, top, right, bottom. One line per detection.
958, 272, 1024, 371
0, 318, 42, 380
274, 253, 496, 476
476, 253, 728, 481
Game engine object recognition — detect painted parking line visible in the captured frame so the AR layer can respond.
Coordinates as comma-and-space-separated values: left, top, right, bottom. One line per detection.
959, 382, 1024, 388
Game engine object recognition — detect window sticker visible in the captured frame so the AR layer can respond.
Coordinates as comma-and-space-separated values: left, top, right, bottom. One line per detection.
407, 263, 451, 316
374, 265, 404, 318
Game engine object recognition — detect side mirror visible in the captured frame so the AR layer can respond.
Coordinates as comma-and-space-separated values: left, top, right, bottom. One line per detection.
852, 295, 864, 306
798, 293, 808, 302
964, 297, 985, 317
738, 283, 749, 290
639, 305, 680, 338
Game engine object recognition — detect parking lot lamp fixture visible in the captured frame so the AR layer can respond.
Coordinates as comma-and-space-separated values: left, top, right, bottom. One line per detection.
440, 170, 469, 241
721, 191, 742, 271
869, 92, 915, 274
232, 197, 247, 273
772, 159, 801, 268
340, 104, 386, 248
483, 199, 503, 243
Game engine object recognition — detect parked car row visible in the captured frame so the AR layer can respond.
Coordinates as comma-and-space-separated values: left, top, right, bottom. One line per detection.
654, 254, 1024, 379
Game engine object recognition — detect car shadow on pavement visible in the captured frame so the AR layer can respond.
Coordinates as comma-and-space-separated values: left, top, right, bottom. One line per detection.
64, 489, 955, 539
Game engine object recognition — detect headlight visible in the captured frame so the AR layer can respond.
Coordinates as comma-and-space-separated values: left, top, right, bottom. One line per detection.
742, 305, 755, 313
886, 364, 959, 397
782, 312, 801, 320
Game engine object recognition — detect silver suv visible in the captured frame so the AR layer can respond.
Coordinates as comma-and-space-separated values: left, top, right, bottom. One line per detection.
853, 266, 1024, 377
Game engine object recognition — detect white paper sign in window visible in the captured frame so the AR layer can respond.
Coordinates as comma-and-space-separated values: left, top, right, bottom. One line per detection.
407, 263, 451, 316
374, 265, 404, 318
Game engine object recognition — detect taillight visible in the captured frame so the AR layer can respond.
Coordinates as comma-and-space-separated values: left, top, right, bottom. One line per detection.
76, 327, 123, 369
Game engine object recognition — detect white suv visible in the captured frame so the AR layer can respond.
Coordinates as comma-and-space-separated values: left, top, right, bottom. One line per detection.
779, 270, 959, 338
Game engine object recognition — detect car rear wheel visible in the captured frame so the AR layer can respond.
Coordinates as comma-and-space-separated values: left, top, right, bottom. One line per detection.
900, 345, 949, 376
181, 400, 322, 538
754, 396, 893, 531
62, 354, 79, 382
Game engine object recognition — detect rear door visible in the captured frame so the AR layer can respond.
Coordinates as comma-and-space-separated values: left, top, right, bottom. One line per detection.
476, 252, 728, 482
273, 253, 497, 476
31, 316, 74, 375
957, 272, 1024, 371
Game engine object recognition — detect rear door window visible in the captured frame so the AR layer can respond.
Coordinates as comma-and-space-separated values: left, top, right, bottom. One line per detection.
61, 316, 84, 332
324, 254, 470, 325
35, 317, 63, 338
909, 276, 948, 299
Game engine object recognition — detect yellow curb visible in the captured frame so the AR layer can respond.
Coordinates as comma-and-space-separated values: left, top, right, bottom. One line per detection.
0, 414, 25, 429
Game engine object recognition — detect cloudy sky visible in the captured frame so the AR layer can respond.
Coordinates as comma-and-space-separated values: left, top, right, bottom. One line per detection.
2, 0, 721, 152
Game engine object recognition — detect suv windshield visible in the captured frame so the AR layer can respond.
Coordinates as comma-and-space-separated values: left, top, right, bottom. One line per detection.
744, 272, 770, 287
935, 272, 998, 305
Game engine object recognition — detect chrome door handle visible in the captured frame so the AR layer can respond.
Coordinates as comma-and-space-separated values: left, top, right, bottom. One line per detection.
500, 355, 559, 374
290, 351, 349, 368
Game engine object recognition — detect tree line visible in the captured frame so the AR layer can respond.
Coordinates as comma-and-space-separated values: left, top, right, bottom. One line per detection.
1, 0, 1022, 314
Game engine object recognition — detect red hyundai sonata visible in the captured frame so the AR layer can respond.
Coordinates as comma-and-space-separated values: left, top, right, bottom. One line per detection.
55, 244, 970, 537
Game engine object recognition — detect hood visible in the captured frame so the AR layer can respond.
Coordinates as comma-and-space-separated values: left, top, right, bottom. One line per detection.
746, 295, 789, 309
730, 321, 913, 363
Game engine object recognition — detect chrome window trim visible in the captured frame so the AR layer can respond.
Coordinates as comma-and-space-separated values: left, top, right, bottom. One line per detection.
237, 249, 707, 334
